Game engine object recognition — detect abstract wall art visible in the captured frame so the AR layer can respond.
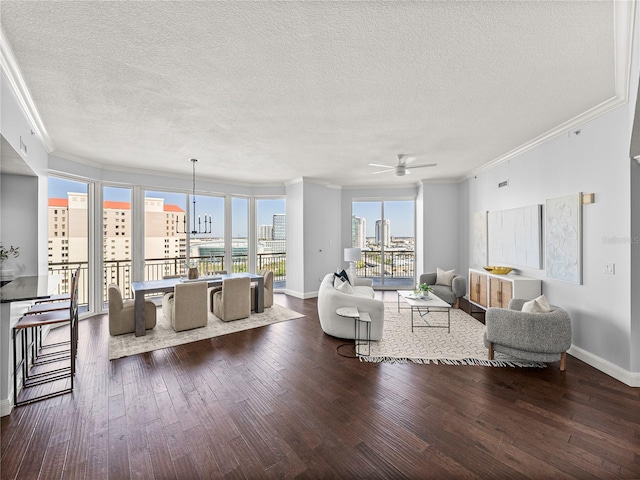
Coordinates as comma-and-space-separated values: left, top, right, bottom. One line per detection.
545, 193, 582, 284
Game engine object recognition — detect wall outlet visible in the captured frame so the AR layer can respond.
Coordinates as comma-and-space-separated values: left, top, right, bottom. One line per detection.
604, 263, 615, 275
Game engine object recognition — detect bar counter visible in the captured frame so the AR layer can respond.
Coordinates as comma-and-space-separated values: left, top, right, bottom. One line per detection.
0, 275, 62, 416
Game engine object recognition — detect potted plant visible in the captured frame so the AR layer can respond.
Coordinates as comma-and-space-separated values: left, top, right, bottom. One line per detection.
415, 282, 433, 298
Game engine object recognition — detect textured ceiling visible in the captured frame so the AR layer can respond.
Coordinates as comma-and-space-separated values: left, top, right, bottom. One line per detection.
0, 1, 621, 186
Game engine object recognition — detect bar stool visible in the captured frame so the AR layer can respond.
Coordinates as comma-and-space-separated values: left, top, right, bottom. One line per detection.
21, 266, 80, 364
12, 270, 79, 407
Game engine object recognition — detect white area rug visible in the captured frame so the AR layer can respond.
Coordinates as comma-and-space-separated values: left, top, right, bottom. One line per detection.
359, 302, 545, 367
109, 304, 304, 360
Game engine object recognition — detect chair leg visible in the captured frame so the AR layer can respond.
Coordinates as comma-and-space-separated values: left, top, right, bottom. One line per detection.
560, 352, 567, 371
488, 341, 494, 360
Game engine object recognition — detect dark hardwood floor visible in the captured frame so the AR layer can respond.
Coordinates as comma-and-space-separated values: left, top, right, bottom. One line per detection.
2, 292, 640, 479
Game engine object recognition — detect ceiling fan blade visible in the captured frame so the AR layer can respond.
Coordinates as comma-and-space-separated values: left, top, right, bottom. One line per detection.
368, 163, 394, 168
372, 168, 395, 174
402, 156, 417, 165
409, 163, 438, 169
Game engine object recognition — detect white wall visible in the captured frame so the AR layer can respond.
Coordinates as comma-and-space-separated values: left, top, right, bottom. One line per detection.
463, 102, 636, 379
285, 178, 341, 298
0, 174, 38, 276
1, 69, 49, 275
419, 181, 461, 274
303, 182, 341, 294
285, 180, 304, 297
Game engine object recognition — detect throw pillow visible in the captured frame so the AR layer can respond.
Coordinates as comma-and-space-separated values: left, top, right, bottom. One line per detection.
522, 294, 551, 313
333, 273, 345, 288
337, 269, 351, 285
335, 279, 354, 295
436, 267, 455, 286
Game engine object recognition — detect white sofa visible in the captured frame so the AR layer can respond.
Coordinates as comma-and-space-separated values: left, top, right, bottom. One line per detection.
317, 273, 384, 341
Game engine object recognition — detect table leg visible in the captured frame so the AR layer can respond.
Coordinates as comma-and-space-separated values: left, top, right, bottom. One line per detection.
134, 292, 146, 337
255, 277, 264, 313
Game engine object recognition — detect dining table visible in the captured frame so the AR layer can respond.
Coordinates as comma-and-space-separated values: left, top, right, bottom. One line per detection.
131, 272, 264, 337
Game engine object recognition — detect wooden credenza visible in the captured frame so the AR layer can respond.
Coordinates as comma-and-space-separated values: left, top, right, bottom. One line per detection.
468, 268, 541, 310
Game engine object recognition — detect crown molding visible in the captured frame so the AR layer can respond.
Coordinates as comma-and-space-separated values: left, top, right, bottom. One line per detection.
0, 27, 55, 152
465, 0, 636, 181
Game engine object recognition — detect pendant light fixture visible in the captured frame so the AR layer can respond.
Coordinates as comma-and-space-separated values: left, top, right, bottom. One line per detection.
177, 158, 212, 235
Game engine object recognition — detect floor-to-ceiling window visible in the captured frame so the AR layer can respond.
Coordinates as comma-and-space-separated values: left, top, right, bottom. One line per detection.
256, 197, 286, 289
144, 190, 187, 280
352, 199, 415, 288
189, 194, 225, 274
103, 186, 132, 304
47, 176, 90, 309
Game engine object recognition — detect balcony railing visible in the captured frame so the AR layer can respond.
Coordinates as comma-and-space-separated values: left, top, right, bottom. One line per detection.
48, 250, 414, 304
48, 252, 287, 303
356, 250, 415, 279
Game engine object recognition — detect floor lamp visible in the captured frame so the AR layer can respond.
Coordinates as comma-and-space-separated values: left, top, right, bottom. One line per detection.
344, 247, 361, 283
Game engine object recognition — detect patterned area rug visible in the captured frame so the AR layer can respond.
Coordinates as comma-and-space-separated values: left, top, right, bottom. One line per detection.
359, 302, 545, 367
109, 304, 304, 360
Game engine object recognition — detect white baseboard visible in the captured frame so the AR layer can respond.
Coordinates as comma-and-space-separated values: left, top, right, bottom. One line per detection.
1, 395, 13, 417
283, 289, 319, 300
568, 345, 640, 387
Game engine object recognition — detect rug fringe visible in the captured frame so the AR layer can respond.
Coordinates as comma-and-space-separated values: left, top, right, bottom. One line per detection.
358, 356, 546, 368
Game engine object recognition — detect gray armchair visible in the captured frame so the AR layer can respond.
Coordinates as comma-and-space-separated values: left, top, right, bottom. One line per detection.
419, 272, 466, 307
483, 298, 572, 370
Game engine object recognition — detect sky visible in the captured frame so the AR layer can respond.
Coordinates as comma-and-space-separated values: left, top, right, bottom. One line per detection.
352, 200, 415, 237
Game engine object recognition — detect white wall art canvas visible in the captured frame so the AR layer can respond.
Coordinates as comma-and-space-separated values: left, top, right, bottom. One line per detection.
545, 193, 582, 284
471, 211, 488, 267
488, 205, 542, 269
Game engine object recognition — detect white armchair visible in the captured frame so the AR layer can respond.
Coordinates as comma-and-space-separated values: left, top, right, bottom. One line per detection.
317, 273, 384, 340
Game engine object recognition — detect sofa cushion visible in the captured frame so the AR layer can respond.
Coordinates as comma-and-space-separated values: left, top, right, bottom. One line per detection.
335, 280, 354, 294
353, 286, 375, 298
436, 267, 455, 286
522, 294, 551, 313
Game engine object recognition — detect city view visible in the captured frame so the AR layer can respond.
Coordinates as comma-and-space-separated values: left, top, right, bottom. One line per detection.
47, 178, 416, 303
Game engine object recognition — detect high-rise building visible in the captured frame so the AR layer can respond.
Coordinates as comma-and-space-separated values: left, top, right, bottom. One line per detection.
272, 214, 286, 240
258, 224, 273, 240
48, 194, 186, 265
351, 215, 366, 249
375, 219, 391, 246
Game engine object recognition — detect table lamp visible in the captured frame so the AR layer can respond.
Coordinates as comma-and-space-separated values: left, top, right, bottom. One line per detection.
344, 247, 361, 283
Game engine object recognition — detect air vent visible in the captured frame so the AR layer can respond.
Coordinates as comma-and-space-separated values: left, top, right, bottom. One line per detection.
498, 180, 509, 188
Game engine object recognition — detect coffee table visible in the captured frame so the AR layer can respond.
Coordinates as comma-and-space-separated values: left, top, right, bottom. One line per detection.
397, 290, 452, 333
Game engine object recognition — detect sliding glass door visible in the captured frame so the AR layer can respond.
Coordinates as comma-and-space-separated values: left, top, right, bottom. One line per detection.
352, 199, 415, 288
256, 198, 286, 289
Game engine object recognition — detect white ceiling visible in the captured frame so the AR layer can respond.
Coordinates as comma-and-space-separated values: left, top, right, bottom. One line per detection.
0, 1, 630, 186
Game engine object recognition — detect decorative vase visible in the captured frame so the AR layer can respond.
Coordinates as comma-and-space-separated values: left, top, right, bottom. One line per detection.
188, 267, 199, 280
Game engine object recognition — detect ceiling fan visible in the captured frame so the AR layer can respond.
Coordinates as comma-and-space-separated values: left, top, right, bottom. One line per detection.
369, 154, 437, 177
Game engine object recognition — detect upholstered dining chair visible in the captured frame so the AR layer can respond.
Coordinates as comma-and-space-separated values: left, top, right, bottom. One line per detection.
213, 277, 251, 322
162, 282, 208, 332
251, 269, 274, 311
108, 283, 157, 336
208, 271, 228, 313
